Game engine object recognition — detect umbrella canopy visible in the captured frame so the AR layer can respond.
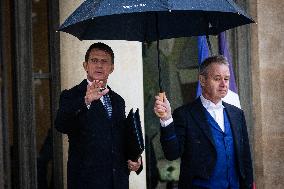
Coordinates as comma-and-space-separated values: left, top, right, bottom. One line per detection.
59, 0, 254, 41
59, 0, 254, 92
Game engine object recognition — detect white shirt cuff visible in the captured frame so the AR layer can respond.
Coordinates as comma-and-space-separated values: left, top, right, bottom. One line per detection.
160, 117, 173, 127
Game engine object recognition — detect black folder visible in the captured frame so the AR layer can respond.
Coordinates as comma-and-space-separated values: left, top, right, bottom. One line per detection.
125, 108, 144, 161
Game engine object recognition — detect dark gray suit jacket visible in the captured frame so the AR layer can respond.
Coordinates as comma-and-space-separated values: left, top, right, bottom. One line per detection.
55, 79, 140, 189
160, 98, 253, 189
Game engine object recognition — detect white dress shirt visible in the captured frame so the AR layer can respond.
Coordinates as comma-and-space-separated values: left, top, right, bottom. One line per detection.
200, 95, 225, 132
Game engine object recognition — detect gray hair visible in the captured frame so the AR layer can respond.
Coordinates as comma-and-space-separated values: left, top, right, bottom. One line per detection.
199, 55, 229, 76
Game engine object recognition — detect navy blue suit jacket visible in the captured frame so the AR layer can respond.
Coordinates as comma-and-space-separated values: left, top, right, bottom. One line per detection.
160, 98, 253, 189
55, 80, 141, 189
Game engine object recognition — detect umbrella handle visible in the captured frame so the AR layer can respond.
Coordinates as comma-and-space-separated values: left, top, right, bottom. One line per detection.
159, 92, 165, 100
156, 92, 166, 117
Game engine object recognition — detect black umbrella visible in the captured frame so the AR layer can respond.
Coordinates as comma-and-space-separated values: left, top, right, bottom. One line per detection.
59, 0, 254, 92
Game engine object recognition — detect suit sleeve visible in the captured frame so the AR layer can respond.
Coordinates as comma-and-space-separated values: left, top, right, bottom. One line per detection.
55, 90, 87, 134
160, 107, 187, 160
241, 111, 254, 188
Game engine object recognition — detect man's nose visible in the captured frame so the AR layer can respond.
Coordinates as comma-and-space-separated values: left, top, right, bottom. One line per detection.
96, 60, 104, 66
220, 79, 227, 86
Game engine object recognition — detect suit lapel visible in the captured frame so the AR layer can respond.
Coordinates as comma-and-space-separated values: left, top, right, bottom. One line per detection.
223, 103, 241, 154
190, 98, 215, 147
189, 99, 242, 158
95, 99, 110, 120
77, 79, 88, 94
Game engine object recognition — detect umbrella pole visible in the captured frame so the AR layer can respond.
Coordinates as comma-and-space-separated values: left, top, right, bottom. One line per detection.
156, 39, 166, 103
155, 12, 166, 118
155, 12, 163, 93
156, 39, 162, 92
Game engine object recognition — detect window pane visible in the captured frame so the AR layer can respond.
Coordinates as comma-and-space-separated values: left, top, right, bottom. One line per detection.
32, 0, 49, 73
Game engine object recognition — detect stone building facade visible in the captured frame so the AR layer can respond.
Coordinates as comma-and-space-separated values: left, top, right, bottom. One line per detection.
0, 0, 283, 188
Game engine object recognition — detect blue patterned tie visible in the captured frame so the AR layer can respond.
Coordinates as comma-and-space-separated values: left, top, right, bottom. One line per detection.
103, 94, 112, 118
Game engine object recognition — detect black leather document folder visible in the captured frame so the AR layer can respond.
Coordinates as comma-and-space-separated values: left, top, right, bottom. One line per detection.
125, 108, 144, 161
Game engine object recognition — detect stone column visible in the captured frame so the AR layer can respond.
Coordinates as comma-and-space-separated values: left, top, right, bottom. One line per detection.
59, 1, 146, 188
250, 0, 284, 188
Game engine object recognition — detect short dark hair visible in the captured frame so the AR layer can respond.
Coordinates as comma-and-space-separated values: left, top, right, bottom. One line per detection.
199, 55, 229, 76
85, 42, 114, 64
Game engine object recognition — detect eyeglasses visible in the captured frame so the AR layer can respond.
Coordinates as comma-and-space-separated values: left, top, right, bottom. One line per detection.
88, 58, 111, 64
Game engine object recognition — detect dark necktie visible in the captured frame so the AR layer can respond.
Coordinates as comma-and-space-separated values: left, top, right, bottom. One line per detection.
103, 94, 112, 118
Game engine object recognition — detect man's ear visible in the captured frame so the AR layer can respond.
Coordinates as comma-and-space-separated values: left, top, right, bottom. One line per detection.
199, 75, 206, 87
83, 62, 88, 72
110, 63, 114, 73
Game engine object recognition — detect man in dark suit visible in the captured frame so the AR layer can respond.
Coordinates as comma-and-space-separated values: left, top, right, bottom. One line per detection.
55, 42, 142, 189
154, 55, 253, 189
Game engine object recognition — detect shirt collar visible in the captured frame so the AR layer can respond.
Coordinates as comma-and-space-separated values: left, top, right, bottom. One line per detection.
87, 79, 92, 85
200, 94, 224, 110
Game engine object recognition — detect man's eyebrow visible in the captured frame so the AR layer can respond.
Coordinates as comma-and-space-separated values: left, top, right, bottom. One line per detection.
213, 74, 221, 77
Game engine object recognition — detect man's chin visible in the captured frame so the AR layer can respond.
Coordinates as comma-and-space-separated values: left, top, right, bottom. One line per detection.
91, 76, 106, 81
220, 92, 228, 98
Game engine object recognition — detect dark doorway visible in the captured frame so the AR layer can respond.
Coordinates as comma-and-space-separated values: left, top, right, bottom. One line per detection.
0, 0, 62, 188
